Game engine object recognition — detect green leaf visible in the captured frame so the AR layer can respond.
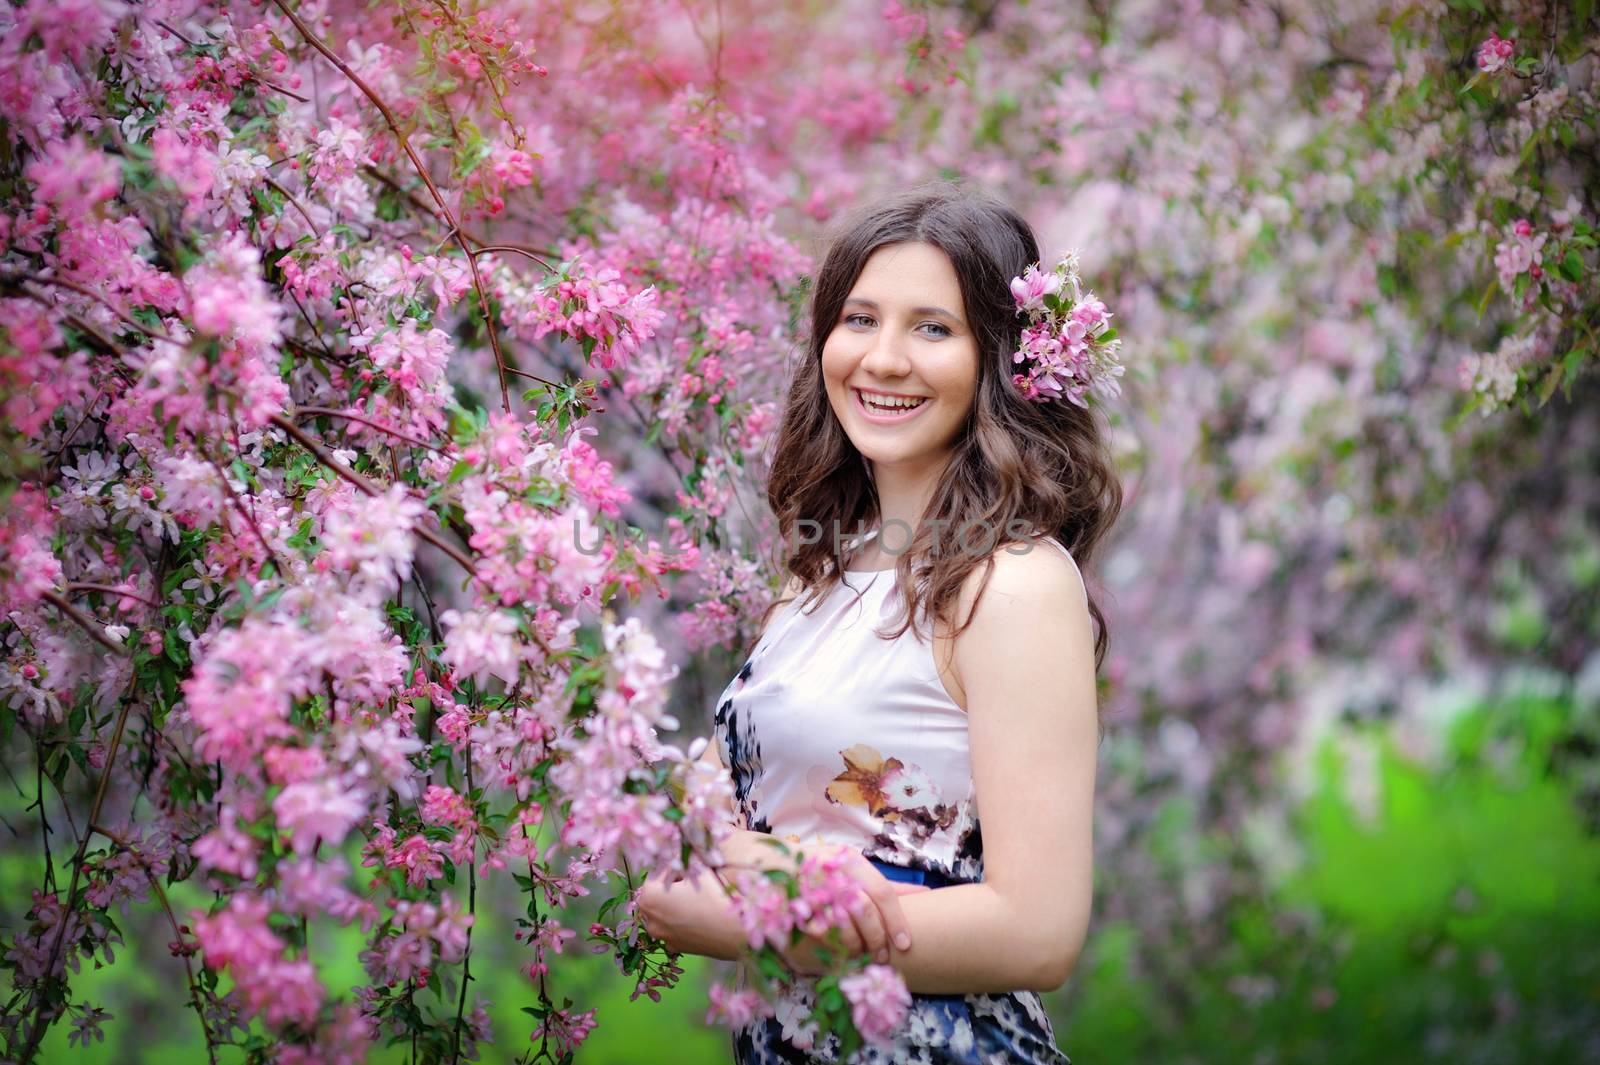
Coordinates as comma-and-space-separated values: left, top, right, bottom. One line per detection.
1558, 249, 1583, 282
1561, 347, 1590, 401
1536, 365, 1562, 406
1474, 279, 1498, 319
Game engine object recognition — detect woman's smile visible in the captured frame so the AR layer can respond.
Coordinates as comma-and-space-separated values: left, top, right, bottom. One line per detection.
854, 387, 933, 423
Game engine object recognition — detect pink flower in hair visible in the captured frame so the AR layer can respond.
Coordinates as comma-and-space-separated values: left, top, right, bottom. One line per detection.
1009, 262, 1063, 314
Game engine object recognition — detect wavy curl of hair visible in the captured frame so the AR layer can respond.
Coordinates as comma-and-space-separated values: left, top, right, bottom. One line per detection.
764, 181, 1123, 677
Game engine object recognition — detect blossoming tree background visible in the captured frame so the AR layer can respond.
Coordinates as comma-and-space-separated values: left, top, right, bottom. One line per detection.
1, 0, 1596, 1062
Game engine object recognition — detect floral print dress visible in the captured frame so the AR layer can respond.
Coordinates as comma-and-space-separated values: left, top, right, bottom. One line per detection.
712, 530, 1085, 1064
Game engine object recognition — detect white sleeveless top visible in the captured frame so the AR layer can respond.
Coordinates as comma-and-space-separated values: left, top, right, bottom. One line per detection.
712, 529, 1087, 884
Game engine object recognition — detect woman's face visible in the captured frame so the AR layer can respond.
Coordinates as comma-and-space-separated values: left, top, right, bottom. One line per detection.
821, 241, 979, 474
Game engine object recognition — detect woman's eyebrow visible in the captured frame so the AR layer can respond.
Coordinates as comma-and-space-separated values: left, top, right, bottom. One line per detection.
843, 297, 965, 323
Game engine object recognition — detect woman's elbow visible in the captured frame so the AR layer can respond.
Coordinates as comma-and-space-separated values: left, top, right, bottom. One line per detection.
1025, 943, 1082, 993
1022, 921, 1088, 993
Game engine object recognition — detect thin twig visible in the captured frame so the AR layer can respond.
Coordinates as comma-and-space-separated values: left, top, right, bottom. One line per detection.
470, 245, 557, 272
17, 675, 139, 1065
362, 166, 563, 265
64, 583, 162, 609
8, 275, 174, 343
201, 451, 286, 578
503, 365, 563, 389
262, 175, 323, 238
88, 823, 220, 1065
292, 406, 444, 452
449, 752, 477, 1064
38, 591, 128, 654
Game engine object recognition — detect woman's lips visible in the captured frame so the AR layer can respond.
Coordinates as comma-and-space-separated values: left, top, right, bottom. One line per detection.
854, 389, 931, 424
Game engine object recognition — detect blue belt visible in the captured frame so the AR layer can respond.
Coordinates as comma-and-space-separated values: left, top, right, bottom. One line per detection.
866, 856, 961, 890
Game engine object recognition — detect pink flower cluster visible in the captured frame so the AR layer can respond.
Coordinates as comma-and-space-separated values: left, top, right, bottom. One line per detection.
1009, 254, 1125, 408
513, 260, 666, 371
191, 893, 323, 1030
359, 895, 473, 989
1492, 218, 1548, 291
319, 483, 428, 594
729, 845, 867, 953
0, 483, 64, 609
181, 619, 314, 772
1476, 32, 1515, 75
838, 963, 913, 1044
364, 822, 448, 887
0, 298, 88, 439
705, 981, 775, 1027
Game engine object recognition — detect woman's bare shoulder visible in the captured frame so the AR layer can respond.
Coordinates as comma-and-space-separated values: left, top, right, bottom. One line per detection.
951, 536, 1087, 628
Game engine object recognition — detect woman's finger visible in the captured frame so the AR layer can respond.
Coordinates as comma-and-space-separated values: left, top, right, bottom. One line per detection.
847, 889, 888, 960
858, 873, 916, 954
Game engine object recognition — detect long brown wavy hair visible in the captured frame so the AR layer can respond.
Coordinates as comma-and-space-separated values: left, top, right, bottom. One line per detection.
765, 181, 1123, 674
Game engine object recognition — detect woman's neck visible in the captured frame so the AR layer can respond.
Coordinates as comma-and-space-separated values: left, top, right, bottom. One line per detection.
860, 453, 950, 564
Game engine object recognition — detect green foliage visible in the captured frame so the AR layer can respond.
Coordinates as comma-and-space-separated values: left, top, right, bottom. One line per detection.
1058, 689, 1600, 1063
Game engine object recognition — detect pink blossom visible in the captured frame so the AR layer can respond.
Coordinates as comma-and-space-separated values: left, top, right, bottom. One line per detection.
562, 431, 632, 518
368, 830, 446, 887
792, 848, 867, 941
192, 810, 260, 880
24, 132, 120, 221
1010, 262, 1063, 313
185, 233, 283, 354
439, 606, 525, 685
320, 483, 426, 592
182, 619, 314, 772
0, 298, 89, 439
362, 897, 473, 987
1476, 32, 1515, 74
150, 127, 216, 215
191, 893, 282, 973
277, 857, 375, 927
705, 982, 773, 1028
528, 1005, 598, 1059
729, 867, 796, 951
421, 785, 476, 829
0, 482, 64, 609
513, 260, 664, 370
274, 777, 368, 853
839, 963, 912, 1043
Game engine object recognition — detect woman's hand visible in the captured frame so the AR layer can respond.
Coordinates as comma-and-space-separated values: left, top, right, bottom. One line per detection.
772, 841, 931, 974
779, 876, 930, 976
634, 831, 932, 968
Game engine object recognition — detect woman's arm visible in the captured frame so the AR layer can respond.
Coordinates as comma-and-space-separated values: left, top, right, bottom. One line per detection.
892, 544, 1097, 994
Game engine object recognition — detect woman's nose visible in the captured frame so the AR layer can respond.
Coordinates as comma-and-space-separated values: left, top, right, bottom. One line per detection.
860, 324, 911, 375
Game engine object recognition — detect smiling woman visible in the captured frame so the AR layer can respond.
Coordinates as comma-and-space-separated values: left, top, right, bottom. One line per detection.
638, 181, 1122, 1063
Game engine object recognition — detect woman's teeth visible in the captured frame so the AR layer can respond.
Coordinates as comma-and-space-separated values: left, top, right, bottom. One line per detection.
860, 392, 927, 413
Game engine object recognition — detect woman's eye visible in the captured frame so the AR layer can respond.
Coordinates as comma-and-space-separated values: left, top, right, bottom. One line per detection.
845, 313, 874, 327
920, 322, 952, 338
